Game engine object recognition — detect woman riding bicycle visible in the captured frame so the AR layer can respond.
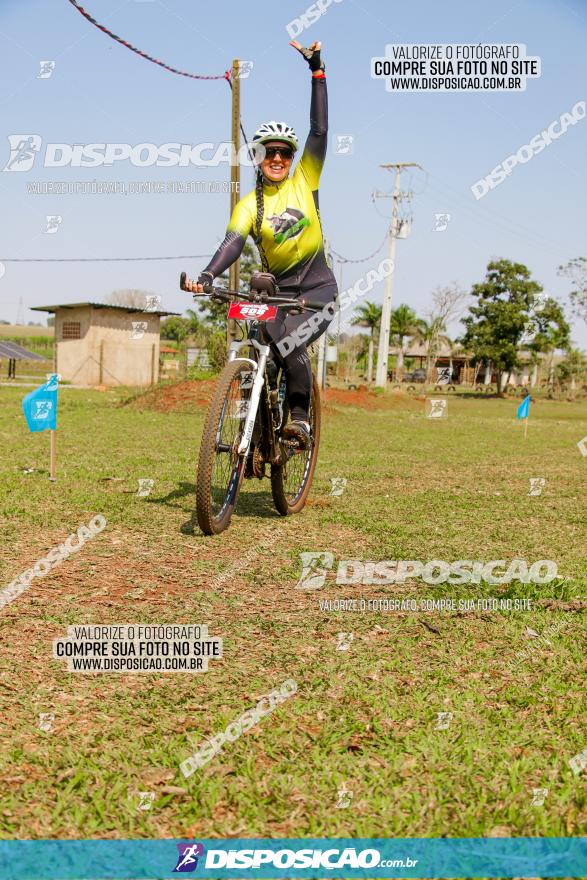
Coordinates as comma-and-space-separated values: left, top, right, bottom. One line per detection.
184, 40, 338, 447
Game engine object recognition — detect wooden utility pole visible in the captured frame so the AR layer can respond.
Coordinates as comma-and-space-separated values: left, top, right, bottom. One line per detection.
227, 59, 241, 346
374, 162, 421, 389
335, 262, 343, 383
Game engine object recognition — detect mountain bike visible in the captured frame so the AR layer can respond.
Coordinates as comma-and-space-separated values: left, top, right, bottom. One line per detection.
180, 271, 324, 535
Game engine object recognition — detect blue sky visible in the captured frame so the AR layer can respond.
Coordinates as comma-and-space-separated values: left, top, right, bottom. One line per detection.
0, 0, 586, 346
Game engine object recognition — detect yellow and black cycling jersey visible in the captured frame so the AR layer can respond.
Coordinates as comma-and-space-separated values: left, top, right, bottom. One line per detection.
201, 76, 336, 292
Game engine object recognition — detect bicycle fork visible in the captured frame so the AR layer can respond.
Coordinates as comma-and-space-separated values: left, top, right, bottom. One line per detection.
227, 339, 271, 457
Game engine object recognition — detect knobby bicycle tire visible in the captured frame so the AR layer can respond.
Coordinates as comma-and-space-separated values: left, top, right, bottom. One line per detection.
195, 359, 253, 535
271, 375, 321, 516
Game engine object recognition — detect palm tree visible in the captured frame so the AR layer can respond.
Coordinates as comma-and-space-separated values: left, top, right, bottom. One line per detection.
556, 347, 587, 395
389, 304, 424, 381
412, 317, 452, 382
351, 301, 382, 383
543, 325, 571, 389
185, 308, 202, 336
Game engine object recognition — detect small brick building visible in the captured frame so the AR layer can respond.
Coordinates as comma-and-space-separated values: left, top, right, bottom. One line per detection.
32, 301, 178, 387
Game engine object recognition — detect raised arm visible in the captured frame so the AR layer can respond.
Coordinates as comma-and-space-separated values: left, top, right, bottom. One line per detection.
197, 201, 252, 285
290, 40, 328, 189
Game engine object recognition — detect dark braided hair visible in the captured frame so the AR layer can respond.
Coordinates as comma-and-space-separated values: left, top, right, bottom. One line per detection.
254, 170, 270, 273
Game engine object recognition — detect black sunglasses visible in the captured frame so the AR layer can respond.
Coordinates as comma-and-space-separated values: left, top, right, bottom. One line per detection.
263, 146, 294, 161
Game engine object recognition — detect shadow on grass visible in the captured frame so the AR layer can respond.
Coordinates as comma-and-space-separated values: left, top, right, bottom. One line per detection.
148, 480, 280, 535
234, 487, 281, 519
147, 481, 195, 510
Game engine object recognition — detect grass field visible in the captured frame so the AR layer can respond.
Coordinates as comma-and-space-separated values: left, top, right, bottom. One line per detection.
0, 325, 53, 338
0, 325, 54, 361
0, 382, 585, 841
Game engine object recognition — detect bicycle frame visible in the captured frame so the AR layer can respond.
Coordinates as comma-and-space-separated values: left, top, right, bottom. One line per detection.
227, 333, 272, 456
180, 273, 323, 463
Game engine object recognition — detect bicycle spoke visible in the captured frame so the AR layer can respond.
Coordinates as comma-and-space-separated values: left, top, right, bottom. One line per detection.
209, 371, 252, 518
279, 397, 315, 504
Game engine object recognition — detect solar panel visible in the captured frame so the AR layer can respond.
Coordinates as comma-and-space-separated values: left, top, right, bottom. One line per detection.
0, 340, 47, 361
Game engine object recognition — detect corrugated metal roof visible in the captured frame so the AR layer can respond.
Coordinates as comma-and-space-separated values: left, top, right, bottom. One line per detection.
31, 302, 179, 316
0, 340, 47, 361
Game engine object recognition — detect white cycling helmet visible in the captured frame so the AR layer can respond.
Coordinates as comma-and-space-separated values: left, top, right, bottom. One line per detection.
252, 121, 298, 152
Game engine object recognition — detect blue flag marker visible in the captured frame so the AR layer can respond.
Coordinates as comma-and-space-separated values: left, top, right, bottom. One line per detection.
516, 394, 531, 420
22, 374, 59, 432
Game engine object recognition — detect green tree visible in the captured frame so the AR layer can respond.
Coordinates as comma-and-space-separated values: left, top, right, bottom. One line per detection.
459, 259, 562, 394
184, 308, 202, 336
558, 257, 587, 324
412, 317, 451, 381
556, 347, 587, 394
160, 315, 190, 343
523, 297, 570, 387
207, 331, 228, 372
389, 304, 424, 380
351, 301, 382, 383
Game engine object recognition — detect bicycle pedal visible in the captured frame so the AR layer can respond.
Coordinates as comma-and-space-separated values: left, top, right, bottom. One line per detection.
282, 425, 311, 451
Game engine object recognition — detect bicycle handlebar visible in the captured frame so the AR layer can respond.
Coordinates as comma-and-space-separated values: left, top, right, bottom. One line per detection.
298, 298, 326, 311
179, 271, 324, 313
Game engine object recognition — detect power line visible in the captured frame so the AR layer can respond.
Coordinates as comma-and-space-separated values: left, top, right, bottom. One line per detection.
2, 231, 390, 267
330, 229, 389, 264
2, 234, 387, 264
66, 0, 231, 81
17, 10, 381, 272
63, 2, 256, 270
65, 3, 255, 159
0, 255, 211, 263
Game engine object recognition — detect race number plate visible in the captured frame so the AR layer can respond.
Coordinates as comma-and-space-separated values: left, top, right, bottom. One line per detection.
227, 302, 278, 321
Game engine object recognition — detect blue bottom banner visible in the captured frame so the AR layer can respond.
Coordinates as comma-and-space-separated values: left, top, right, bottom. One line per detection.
0, 837, 585, 879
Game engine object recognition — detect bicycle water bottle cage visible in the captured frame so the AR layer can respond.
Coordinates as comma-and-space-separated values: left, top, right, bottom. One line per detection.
250, 272, 278, 297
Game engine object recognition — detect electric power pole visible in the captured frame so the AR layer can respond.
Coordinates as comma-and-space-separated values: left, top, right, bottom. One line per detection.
374, 162, 421, 388
228, 58, 241, 346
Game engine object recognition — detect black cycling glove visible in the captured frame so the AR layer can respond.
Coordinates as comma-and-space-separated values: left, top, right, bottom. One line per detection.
291, 42, 325, 73
197, 271, 214, 288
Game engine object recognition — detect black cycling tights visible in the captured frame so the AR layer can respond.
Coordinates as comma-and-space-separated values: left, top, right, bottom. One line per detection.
263, 282, 338, 422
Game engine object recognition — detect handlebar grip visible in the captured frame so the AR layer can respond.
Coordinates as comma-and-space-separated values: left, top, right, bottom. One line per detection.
300, 298, 325, 311
179, 272, 213, 295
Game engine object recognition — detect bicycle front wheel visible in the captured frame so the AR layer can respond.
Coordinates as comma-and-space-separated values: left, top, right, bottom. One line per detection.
271, 375, 321, 516
195, 359, 255, 535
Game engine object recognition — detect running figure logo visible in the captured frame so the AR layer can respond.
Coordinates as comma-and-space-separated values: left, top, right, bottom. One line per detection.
432, 213, 451, 232
4, 135, 42, 171
268, 207, 309, 244
173, 843, 204, 873
295, 552, 335, 590
143, 295, 161, 312
38, 61, 56, 79
334, 135, 354, 155
33, 400, 53, 420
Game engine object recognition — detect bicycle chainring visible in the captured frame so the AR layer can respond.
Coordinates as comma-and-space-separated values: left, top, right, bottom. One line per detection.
252, 445, 266, 479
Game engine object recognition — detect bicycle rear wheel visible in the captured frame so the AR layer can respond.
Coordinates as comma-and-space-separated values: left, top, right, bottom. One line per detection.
271, 375, 321, 516
195, 359, 255, 535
